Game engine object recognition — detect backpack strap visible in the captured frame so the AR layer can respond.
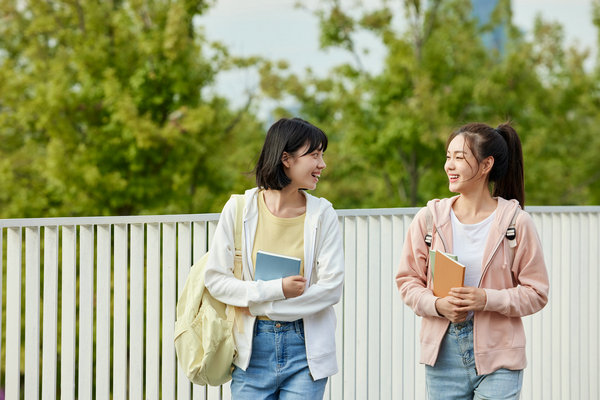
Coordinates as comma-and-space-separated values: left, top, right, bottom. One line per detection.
229, 194, 245, 333
506, 207, 519, 248
233, 194, 244, 279
424, 208, 433, 247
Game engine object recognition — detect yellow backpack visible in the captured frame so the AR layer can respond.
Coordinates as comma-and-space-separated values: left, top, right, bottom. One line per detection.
174, 195, 244, 386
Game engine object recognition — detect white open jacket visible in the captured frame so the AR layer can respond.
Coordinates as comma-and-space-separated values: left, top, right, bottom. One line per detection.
204, 188, 345, 380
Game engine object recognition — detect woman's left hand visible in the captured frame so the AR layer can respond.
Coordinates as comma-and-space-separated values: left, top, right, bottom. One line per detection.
447, 287, 487, 312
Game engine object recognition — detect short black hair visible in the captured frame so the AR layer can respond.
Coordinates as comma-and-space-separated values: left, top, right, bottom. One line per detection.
254, 117, 328, 190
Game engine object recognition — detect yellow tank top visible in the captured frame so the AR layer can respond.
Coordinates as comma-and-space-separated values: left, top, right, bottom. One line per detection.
252, 191, 305, 319
252, 190, 305, 276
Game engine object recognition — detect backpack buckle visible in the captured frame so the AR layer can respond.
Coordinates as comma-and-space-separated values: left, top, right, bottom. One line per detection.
424, 234, 432, 247
506, 227, 516, 241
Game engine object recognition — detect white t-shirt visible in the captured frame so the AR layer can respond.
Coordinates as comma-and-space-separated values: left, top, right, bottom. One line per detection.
450, 208, 496, 288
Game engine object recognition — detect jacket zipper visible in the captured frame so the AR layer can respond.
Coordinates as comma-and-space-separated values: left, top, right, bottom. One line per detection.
477, 235, 504, 288
308, 224, 319, 284
242, 219, 254, 280
435, 226, 449, 253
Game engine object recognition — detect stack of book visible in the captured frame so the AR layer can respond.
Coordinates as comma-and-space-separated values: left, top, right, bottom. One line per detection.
430, 250, 466, 297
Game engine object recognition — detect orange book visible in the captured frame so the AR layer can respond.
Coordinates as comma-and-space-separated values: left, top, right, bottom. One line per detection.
432, 250, 466, 298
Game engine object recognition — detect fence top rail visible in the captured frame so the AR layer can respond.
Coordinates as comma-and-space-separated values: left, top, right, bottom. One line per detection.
336, 205, 600, 216
0, 213, 222, 228
0, 205, 598, 228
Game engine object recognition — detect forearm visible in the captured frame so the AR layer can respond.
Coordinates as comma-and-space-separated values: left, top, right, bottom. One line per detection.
483, 285, 548, 317
250, 276, 343, 321
205, 270, 285, 307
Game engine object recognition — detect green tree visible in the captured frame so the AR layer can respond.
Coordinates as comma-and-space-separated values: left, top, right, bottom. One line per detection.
0, 0, 263, 218
261, 0, 600, 207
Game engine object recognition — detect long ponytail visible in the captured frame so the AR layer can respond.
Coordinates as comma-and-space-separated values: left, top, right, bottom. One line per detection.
494, 123, 525, 206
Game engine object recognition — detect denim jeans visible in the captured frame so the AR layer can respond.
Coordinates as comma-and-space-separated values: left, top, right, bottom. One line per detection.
230, 319, 328, 400
425, 320, 523, 400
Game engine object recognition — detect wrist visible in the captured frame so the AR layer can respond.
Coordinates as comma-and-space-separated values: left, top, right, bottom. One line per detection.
434, 298, 443, 317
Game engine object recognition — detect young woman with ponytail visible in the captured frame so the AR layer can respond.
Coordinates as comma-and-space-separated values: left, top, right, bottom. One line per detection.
396, 122, 549, 399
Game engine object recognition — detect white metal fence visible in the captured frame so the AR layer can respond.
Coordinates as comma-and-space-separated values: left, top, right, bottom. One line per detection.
0, 206, 598, 399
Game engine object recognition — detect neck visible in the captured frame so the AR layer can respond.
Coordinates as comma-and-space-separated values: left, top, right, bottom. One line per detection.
453, 186, 497, 222
262, 187, 306, 217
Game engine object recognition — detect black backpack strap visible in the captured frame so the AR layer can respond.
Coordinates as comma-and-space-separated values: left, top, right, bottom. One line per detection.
506, 207, 519, 248
424, 208, 433, 247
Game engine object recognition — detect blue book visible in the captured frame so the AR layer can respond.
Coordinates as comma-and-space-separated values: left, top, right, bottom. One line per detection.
255, 250, 301, 281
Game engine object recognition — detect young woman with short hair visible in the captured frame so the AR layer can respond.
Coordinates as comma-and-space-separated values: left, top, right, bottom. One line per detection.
205, 117, 344, 399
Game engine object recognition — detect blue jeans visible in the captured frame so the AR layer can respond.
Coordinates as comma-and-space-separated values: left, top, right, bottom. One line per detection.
425, 320, 523, 400
230, 320, 328, 400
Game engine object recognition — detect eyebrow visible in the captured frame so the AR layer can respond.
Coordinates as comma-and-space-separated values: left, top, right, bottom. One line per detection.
447, 150, 467, 155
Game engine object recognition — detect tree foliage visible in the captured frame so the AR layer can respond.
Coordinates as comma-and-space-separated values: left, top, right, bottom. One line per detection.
0, 0, 599, 220
0, 0, 263, 218
261, 0, 600, 207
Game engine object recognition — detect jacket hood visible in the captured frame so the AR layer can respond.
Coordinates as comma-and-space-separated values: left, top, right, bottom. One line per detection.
243, 187, 332, 228
426, 196, 521, 234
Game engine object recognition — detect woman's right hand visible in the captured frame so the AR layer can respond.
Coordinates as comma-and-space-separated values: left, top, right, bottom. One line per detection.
282, 275, 307, 298
435, 297, 468, 323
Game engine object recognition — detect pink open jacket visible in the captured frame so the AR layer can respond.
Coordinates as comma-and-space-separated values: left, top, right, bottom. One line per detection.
395, 196, 549, 375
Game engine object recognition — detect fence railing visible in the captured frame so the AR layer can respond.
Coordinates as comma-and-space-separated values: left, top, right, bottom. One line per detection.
1, 206, 599, 399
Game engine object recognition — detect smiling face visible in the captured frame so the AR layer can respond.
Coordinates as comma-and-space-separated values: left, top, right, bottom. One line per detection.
282, 142, 326, 191
445, 134, 492, 194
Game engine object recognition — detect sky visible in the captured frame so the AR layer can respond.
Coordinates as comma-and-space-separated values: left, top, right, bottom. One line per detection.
196, 0, 597, 109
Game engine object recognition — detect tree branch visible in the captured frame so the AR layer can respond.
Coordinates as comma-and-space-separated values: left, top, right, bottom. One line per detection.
74, 0, 86, 33
224, 91, 255, 136
423, 0, 442, 44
